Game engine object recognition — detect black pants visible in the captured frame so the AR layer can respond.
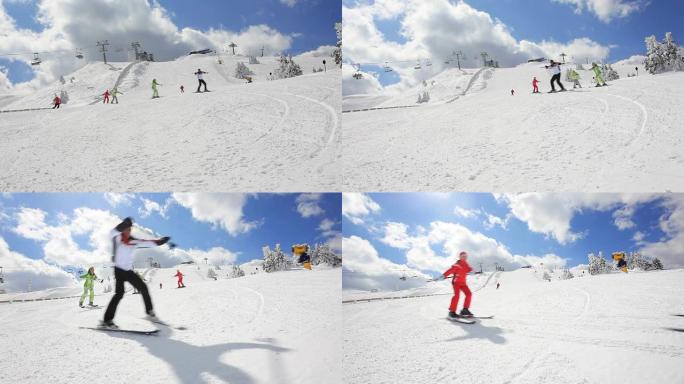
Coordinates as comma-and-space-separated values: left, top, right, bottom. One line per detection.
197, 79, 207, 92
550, 74, 565, 91
104, 267, 153, 322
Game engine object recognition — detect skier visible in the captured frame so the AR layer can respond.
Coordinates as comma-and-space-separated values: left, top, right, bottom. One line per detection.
111, 87, 123, 104
532, 77, 540, 93
52, 94, 61, 109
160, 283, 162, 289
545, 60, 566, 93
496, 282, 500, 290
102, 89, 110, 104
635, 66, 639, 76
510, 89, 515, 96
591, 63, 607, 87
152, 79, 161, 98
194, 68, 209, 92
180, 85, 185, 94
174, 269, 185, 288
442, 251, 474, 318
569, 69, 582, 89
79, 267, 102, 308
100, 217, 170, 329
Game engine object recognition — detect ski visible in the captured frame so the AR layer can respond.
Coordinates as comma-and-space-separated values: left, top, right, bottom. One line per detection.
672, 314, 684, 317
665, 327, 684, 333
145, 317, 188, 330
80, 326, 159, 335
468, 315, 494, 319
446, 316, 476, 324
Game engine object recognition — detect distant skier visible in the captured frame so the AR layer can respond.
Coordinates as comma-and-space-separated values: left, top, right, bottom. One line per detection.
79, 267, 102, 308
102, 89, 110, 104
510, 89, 515, 96
591, 63, 607, 87
194, 68, 209, 92
569, 69, 582, 89
100, 217, 170, 329
180, 85, 185, 93
635, 66, 639, 76
532, 77, 540, 93
160, 283, 162, 289
152, 79, 161, 98
52, 94, 61, 109
442, 251, 474, 318
496, 282, 500, 290
111, 87, 123, 104
545, 60, 566, 93
174, 269, 185, 288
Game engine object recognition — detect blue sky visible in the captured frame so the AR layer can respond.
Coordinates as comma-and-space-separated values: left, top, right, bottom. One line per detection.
0, 0, 341, 84
0, 192, 341, 269
342, 193, 682, 281
343, 0, 684, 88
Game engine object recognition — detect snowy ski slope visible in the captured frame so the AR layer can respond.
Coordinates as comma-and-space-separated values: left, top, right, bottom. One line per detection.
0, 53, 341, 191
0, 267, 341, 384
342, 63, 684, 192
343, 268, 684, 384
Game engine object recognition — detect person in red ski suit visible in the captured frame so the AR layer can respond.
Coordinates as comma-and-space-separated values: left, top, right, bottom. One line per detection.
532, 77, 540, 93
174, 270, 185, 288
103, 89, 110, 104
52, 94, 61, 109
442, 251, 474, 318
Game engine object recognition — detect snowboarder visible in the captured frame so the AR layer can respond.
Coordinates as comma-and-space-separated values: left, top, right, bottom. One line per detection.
511, 89, 515, 96
569, 69, 582, 89
52, 94, 61, 109
174, 269, 185, 288
442, 251, 474, 318
496, 282, 500, 290
152, 79, 161, 98
298, 251, 312, 270
532, 77, 540, 93
100, 217, 170, 329
102, 89, 110, 104
111, 87, 123, 104
180, 85, 184, 93
194, 68, 209, 92
79, 267, 102, 308
545, 60, 566, 93
591, 63, 607, 87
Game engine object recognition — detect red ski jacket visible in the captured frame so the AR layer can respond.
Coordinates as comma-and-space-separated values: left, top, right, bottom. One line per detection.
443, 259, 472, 284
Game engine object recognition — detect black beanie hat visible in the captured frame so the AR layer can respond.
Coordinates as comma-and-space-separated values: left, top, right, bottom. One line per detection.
115, 217, 133, 232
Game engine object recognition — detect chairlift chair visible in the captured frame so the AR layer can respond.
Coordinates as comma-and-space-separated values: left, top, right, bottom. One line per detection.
426, 60, 432, 67
75, 49, 84, 59
383, 62, 392, 72
31, 53, 41, 66
414, 60, 421, 70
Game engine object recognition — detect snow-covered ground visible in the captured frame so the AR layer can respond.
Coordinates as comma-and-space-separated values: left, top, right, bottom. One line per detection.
343, 268, 684, 384
342, 63, 684, 191
0, 53, 340, 191
0, 266, 341, 384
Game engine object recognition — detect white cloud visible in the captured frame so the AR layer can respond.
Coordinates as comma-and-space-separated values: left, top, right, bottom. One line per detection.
342, 0, 612, 94
342, 64, 384, 96
342, 193, 381, 225
0, 0, 295, 89
454, 206, 481, 219
552, 0, 647, 22
172, 193, 259, 236
103, 192, 135, 207
0, 236, 77, 292
484, 213, 510, 230
175, 246, 239, 266
279, 0, 300, 7
638, 195, 684, 268
138, 197, 172, 219
296, 193, 325, 218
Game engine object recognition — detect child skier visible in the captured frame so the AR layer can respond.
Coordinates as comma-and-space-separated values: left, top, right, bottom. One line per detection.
102, 89, 110, 104
111, 87, 123, 104
194, 68, 209, 92
532, 77, 540, 93
545, 60, 566, 93
52, 94, 61, 109
79, 267, 102, 308
152, 79, 161, 98
569, 69, 582, 89
101, 217, 170, 329
591, 63, 607, 87
174, 269, 185, 288
442, 251, 474, 318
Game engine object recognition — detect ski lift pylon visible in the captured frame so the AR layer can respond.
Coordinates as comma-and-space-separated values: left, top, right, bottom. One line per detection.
31, 52, 41, 66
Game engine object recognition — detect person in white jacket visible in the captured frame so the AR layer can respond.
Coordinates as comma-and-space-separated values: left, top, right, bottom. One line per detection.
101, 217, 170, 328
545, 60, 566, 93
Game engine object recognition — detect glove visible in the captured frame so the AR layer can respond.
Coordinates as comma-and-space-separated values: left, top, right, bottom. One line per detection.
168, 242, 177, 250
156, 236, 170, 245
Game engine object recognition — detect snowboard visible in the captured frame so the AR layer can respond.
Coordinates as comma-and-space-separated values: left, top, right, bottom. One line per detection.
446, 316, 476, 324
80, 326, 159, 335
665, 327, 684, 333
672, 314, 684, 317
145, 316, 188, 331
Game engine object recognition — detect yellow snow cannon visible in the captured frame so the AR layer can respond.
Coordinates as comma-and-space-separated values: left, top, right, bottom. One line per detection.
612, 252, 628, 273
292, 244, 312, 270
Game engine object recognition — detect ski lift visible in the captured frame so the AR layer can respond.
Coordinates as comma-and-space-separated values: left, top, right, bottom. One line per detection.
75, 49, 84, 59
426, 60, 432, 67
414, 60, 421, 70
352, 63, 364, 80
383, 61, 393, 72
31, 53, 41, 66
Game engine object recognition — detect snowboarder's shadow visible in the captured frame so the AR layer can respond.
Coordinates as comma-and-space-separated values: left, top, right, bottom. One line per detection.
107, 327, 290, 384
445, 321, 506, 344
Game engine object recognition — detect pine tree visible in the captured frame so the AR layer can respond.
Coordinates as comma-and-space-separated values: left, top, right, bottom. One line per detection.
248, 56, 260, 65
644, 32, 683, 74
561, 269, 574, 280
207, 268, 217, 280
652, 257, 664, 270
663, 32, 684, 71
603, 64, 620, 81
262, 244, 291, 272
230, 264, 245, 278
274, 55, 303, 79
333, 22, 342, 67
310, 243, 342, 267
234, 62, 254, 79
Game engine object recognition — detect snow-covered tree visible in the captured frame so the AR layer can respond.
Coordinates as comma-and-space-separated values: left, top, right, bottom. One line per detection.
230, 264, 245, 278
262, 244, 291, 272
603, 64, 620, 81
644, 32, 683, 74
207, 268, 217, 280
60, 90, 69, 104
333, 22, 342, 67
310, 243, 342, 267
234, 62, 254, 79
651, 257, 664, 270
561, 269, 574, 280
626, 251, 650, 270
588, 252, 612, 275
59, 75, 65, 85
248, 56, 260, 65
417, 90, 430, 104
274, 55, 303, 79
542, 271, 552, 281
